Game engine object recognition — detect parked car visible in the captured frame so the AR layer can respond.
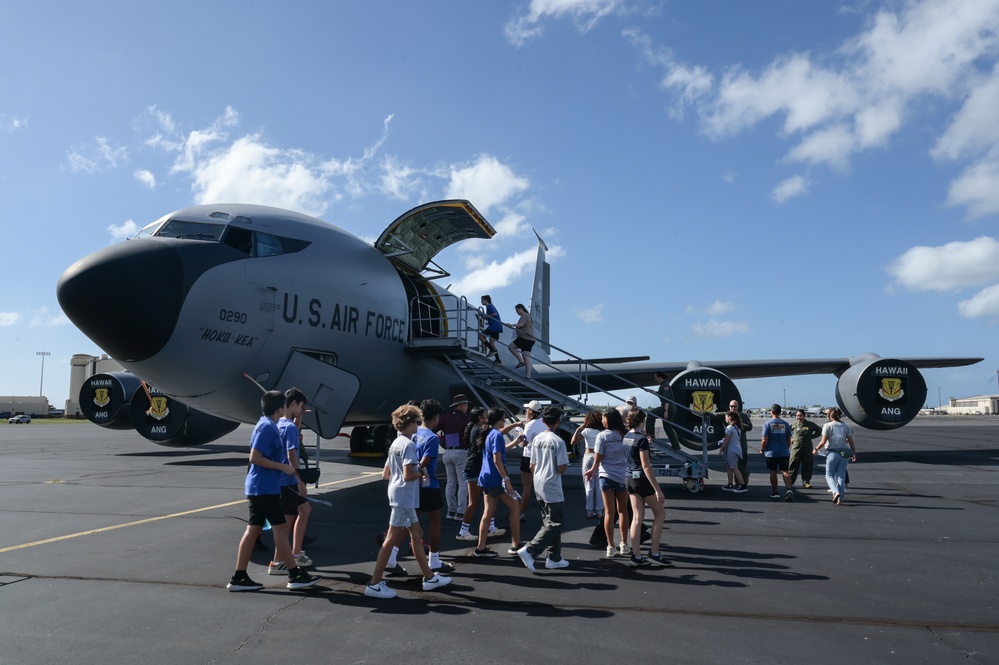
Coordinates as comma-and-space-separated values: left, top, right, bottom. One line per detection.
7, 415, 31, 424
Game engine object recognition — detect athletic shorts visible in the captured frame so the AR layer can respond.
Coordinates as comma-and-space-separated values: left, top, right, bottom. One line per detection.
513, 337, 535, 352
388, 506, 419, 528
247, 494, 286, 527
481, 329, 499, 341
281, 485, 308, 515
418, 486, 444, 512
765, 455, 791, 471
599, 477, 626, 493
483, 485, 506, 497
626, 474, 657, 497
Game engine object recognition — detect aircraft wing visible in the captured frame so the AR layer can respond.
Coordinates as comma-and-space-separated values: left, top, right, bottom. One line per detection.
534, 355, 984, 394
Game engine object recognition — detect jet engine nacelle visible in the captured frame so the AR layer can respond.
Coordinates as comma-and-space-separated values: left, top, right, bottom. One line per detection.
669, 366, 743, 450
79, 372, 143, 429
835, 357, 926, 430
129, 385, 240, 447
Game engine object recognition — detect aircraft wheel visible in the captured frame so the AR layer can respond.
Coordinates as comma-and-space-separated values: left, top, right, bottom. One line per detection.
349, 426, 370, 454
372, 425, 391, 454
684, 478, 702, 494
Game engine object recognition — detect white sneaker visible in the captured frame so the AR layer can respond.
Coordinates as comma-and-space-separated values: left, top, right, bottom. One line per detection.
294, 551, 312, 566
545, 557, 569, 569
618, 542, 631, 556
455, 532, 478, 541
267, 561, 287, 575
517, 546, 536, 573
487, 527, 507, 537
422, 574, 452, 591
606, 545, 616, 558
365, 581, 397, 598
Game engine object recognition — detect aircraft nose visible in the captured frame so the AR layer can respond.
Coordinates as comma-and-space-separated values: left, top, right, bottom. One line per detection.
57, 240, 185, 362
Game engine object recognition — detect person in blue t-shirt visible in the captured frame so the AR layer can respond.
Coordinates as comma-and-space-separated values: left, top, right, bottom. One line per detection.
413, 399, 453, 574
269, 387, 312, 576
227, 390, 320, 592
761, 403, 794, 502
478, 294, 503, 363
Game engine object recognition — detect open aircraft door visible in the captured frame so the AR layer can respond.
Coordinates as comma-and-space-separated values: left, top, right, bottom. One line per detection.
276, 351, 359, 439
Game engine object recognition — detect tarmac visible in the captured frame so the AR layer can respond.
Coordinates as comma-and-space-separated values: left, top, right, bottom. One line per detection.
1, 415, 997, 665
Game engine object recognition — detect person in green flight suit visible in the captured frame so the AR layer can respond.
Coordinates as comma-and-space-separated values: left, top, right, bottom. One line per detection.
789, 409, 823, 488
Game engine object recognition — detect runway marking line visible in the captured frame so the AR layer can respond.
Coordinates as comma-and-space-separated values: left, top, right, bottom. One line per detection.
0, 471, 381, 554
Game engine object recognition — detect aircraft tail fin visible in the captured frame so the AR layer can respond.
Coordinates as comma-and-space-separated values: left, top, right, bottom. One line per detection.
529, 230, 551, 362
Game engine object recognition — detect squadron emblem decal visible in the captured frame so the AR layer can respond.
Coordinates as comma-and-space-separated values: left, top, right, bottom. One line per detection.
878, 377, 904, 402
690, 390, 717, 414
147, 396, 170, 420
92, 388, 110, 408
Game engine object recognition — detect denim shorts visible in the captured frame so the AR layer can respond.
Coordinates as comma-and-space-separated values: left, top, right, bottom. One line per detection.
599, 477, 626, 493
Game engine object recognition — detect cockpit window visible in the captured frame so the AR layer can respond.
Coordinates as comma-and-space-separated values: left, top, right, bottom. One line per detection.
221, 226, 311, 257
154, 219, 226, 241
133, 221, 164, 239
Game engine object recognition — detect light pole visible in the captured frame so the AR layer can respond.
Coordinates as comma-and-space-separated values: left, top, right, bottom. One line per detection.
37, 351, 51, 397
783, 388, 786, 408
938, 386, 942, 409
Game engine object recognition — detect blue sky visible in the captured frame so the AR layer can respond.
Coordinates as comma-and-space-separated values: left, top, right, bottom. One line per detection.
2, 0, 998, 411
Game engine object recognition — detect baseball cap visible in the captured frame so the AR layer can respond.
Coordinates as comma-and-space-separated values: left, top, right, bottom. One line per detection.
523, 400, 544, 412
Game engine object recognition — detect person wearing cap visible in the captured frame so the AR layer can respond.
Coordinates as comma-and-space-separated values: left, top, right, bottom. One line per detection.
519, 400, 548, 521
437, 394, 471, 520
616, 395, 638, 422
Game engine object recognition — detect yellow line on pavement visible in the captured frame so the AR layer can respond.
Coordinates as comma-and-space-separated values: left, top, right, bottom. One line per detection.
0, 471, 381, 554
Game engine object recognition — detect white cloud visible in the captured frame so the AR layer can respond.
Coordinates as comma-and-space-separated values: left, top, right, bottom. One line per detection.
944, 147, 999, 217
932, 65, 999, 161
28, 307, 70, 328
0, 312, 20, 326
449, 247, 540, 296
770, 175, 809, 204
957, 283, 999, 319
887, 236, 999, 291
134, 169, 156, 188
1, 115, 27, 132
706, 300, 735, 315
107, 219, 140, 241
444, 155, 529, 217
66, 136, 128, 173
639, 0, 999, 207
505, 0, 622, 46
577, 303, 604, 323
690, 319, 750, 337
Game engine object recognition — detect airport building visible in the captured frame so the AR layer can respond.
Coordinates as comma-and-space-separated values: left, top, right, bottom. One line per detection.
1, 396, 50, 418
65, 353, 123, 418
941, 394, 999, 415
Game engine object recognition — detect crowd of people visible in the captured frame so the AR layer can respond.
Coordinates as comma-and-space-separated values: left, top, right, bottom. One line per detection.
225, 294, 857, 595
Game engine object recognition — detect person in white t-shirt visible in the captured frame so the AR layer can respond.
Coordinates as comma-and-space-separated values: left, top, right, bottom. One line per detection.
517, 406, 570, 573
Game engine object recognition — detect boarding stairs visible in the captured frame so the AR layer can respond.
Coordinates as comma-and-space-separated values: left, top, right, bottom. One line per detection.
406, 296, 710, 492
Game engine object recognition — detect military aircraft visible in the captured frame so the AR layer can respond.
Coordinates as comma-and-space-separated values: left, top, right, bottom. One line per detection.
57, 200, 982, 453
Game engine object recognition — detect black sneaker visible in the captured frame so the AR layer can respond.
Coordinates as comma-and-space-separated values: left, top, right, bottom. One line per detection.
646, 552, 672, 567
226, 574, 263, 592
770, 492, 781, 500
629, 555, 649, 567
473, 547, 498, 558
286, 570, 321, 590
431, 561, 455, 573
733, 485, 748, 493
785, 489, 794, 502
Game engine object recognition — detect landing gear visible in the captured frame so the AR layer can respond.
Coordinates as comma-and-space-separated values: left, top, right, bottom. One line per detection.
682, 477, 704, 494
348, 425, 393, 456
